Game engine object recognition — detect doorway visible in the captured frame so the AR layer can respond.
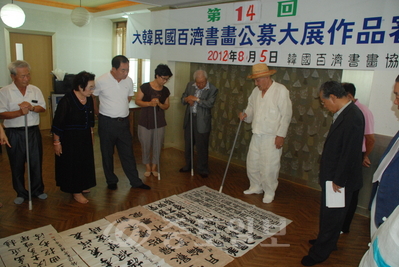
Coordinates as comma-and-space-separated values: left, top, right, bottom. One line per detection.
9, 32, 53, 130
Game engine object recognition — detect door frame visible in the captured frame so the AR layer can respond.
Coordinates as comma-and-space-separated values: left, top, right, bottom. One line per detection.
5, 28, 56, 130
4, 28, 56, 70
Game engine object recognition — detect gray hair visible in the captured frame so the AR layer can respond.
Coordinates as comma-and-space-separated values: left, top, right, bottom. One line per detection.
8, 60, 31, 75
193, 69, 208, 81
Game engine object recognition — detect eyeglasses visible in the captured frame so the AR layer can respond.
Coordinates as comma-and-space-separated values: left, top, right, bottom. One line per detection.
159, 76, 170, 82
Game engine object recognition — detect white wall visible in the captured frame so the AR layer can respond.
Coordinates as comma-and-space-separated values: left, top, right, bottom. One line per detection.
0, 0, 113, 86
342, 70, 374, 106
342, 70, 399, 137
369, 71, 399, 136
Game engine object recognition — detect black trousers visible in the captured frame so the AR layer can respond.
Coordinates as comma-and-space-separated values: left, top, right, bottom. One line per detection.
5, 126, 44, 198
341, 189, 360, 233
308, 188, 353, 262
98, 114, 143, 187
183, 114, 210, 174
341, 153, 364, 232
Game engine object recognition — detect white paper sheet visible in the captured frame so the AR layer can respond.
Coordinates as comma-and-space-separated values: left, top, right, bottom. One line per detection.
326, 181, 345, 208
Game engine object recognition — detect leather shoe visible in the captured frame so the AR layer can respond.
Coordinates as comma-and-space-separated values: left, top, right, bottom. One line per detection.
301, 255, 321, 266
107, 183, 117, 190
134, 184, 151, 190
308, 239, 337, 250
179, 167, 190, 173
199, 173, 208, 178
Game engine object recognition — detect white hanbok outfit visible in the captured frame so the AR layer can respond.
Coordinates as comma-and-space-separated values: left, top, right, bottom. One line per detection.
244, 80, 292, 202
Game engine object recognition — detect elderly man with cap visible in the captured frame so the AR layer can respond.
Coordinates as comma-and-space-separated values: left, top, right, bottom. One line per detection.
239, 63, 292, 203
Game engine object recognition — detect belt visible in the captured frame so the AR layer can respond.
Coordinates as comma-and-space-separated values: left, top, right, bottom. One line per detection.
7, 126, 38, 131
100, 114, 128, 122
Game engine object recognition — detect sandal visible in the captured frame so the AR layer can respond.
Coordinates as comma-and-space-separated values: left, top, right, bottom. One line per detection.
144, 171, 151, 177
152, 171, 158, 177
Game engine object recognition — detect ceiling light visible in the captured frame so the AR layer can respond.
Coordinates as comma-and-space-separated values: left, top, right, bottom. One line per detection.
0, 3, 26, 28
71, 1, 91, 27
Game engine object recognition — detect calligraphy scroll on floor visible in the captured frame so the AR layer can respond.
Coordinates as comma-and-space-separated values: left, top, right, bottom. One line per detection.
105, 206, 233, 267
0, 186, 291, 267
59, 218, 171, 267
144, 186, 292, 257
0, 225, 86, 267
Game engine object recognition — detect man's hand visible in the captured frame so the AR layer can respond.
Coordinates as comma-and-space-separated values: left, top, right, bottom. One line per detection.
19, 101, 32, 110
332, 182, 342, 193
275, 136, 284, 149
92, 95, 99, 116
239, 112, 247, 121
185, 95, 197, 102
0, 129, 11, 148
19, 102, 31, 115
362, 156, 371, 167
184, 95, 198, 106
20, 106, 29, 115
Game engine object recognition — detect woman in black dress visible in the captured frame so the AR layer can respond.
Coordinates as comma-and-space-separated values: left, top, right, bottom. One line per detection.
52, 71, 96, 204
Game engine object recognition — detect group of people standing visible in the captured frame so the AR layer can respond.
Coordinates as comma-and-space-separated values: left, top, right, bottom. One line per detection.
0, 56, 219, 206
300, 77, 399, 266
0, 57, 398, 266
240, 64, 398, 266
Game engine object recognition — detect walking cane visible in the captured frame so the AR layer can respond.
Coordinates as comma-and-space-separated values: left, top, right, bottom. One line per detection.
190, 108, 194, 176
24, 114, 33, 210
219, 110, 245, 193
153, 106, 161, 180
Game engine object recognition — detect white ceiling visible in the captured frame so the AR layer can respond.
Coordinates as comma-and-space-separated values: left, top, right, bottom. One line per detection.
14, 0, 243, 19
130, 0, 235, 8
18, 0, 240, 9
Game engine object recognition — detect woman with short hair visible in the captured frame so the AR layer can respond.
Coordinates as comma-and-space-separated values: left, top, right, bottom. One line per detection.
52, 71, 96, 204
135, 64, 172, 178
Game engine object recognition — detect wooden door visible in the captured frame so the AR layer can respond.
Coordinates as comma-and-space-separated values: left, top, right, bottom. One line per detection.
9, 33, 53, 130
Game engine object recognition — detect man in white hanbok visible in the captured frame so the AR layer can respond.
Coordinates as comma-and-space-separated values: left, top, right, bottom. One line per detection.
239, 63, 292, 203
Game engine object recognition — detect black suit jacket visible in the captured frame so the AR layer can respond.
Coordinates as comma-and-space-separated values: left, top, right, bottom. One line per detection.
181, 81, 218, 133
372, 130, 399, 227
319, 101, 365, 192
